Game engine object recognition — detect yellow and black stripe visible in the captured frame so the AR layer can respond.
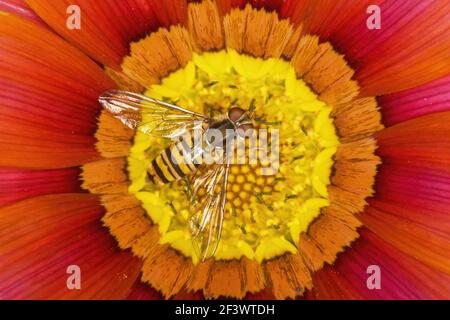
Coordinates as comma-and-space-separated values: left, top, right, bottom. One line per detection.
146, 116, 237, 185
147, 138, 199, 185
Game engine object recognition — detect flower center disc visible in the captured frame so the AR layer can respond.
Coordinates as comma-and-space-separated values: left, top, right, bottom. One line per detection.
128, 50, 339, 264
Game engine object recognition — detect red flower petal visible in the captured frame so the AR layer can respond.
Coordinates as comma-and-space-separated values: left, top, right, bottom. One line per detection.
248, 0, 284, 11
26, 0, 188, 69
150, 0, 188, 27
126, 280, 162, 300
362, 202, 450, 275
363, 162, 450, 274
362, 111, 450, 279
376, 111, 450, 172
280, 0, 450, 96
245, 289, 276, 300
0, 194, 143, 299
0, 167, 82, 208
126, 277, 280, 300
379, 74, 450, 127
348, 0, 450, 96
216, 0, 283, 14
373, 163, 450, 230
173, 290, 204, 300
215, 0, 245, 14
126, 280, 209, 300
314, 229, 450, 299
374, 163, 450, 217
0, 14, 115, 169
0, 0, 45, 25
280, 0, 373, 39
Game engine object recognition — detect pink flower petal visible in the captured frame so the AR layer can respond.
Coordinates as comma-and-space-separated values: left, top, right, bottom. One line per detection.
280, 0, 450, 96
380, 75, 450, 126
376, 111, 450, 172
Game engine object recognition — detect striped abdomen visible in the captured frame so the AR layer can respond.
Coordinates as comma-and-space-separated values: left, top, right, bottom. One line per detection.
147, 138, 199, 185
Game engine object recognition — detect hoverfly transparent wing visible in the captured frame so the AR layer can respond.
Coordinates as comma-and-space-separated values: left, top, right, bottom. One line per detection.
99, 90, 210, 138
188, 160, 230, 261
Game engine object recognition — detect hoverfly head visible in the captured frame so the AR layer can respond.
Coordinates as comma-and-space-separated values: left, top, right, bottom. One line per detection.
228, 107, 254, 137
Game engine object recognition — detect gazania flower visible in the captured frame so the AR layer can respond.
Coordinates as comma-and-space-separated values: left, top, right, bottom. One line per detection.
0, 0, 449, 300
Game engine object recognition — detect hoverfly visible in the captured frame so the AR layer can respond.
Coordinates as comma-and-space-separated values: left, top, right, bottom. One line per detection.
99, 90, 255, 261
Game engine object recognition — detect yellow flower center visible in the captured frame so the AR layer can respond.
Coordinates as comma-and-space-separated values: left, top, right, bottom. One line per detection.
128, 50, 339, 264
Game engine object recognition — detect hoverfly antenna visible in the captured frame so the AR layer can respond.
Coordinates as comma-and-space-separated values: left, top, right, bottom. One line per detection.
247, 99, 256, 116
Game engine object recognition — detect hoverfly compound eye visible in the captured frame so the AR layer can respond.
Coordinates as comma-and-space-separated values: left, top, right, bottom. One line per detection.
228, 107, 245, 122
228, 107, 253, 138
236, 123, 254, 138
